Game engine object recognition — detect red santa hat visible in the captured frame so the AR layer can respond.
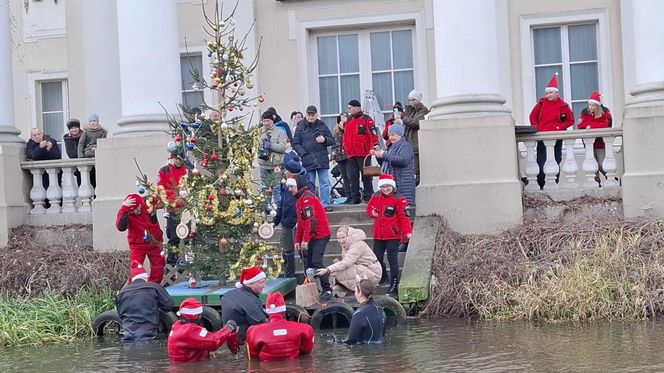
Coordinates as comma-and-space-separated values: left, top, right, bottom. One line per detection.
177, 297, 203, 320
129, 262, 148, 283
545, 73, 559, 92
235, 266, 266, 288
588, 91, 602, 106
264, 292, 287, 314
377, 174, 396, 189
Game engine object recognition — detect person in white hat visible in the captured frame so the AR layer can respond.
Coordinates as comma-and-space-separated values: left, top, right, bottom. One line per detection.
400, 89, 429, 185
220, 266, 268, 340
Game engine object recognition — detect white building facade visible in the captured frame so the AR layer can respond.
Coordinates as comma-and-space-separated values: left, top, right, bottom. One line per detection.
1, 0, 663, 248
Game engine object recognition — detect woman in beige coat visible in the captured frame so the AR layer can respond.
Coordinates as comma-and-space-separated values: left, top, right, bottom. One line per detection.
316, 226, 382, 292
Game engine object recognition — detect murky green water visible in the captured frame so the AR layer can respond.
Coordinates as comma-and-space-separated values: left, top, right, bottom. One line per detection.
1, 319, 664, 372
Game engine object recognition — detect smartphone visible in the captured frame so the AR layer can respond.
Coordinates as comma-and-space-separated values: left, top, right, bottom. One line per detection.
393, 108, 399, 118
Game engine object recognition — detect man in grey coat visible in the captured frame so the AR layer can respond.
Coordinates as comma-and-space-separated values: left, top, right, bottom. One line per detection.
400, 90, 429, 186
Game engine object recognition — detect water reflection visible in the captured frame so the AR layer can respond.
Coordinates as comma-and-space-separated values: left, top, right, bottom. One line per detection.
2, 320, 664, 372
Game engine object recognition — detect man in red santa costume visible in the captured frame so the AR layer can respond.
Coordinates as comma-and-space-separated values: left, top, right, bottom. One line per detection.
221, 266, 268, 340
167, 297, 241, 363
246, 291, 314, 361
528, 73, 575, 189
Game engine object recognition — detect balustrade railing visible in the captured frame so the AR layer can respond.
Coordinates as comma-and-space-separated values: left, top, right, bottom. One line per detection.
21, 159, 96, 219
515, 128, 623, 199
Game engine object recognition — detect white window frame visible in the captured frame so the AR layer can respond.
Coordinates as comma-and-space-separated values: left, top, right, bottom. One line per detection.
27, 71, 69, 141
290, 10, 429, 113
520, 9, 613, 125
179, 47, 213, 110
310, 27, 416, 123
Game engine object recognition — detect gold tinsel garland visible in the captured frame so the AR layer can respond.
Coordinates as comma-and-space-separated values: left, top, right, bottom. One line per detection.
228, 241, 282, 280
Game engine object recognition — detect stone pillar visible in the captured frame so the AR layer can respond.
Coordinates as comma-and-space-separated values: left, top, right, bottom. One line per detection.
92, 0, 179, 251
416, 0, 523, 234
0, 0, 30, 247
621, 0, 664, 218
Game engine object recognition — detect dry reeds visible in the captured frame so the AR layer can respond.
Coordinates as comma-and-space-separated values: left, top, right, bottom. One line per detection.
421, 211, 664, 321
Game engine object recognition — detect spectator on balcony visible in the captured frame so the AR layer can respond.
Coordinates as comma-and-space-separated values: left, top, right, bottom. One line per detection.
63, 119, 82, 159
578, 91, 613, 185
343, 99, 378, 204
529, 74, 575, 189
77, 114, 108, 158
331, 112, 351, 201
25, 127, 61, 161
371, 123, 416, 207
402, 90, 429, 185
292, 105, 335, 211
382, 102, 403, 147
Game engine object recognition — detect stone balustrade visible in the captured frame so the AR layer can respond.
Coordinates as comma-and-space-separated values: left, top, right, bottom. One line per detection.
20, 158, 96, 225
516, 128, 623, 200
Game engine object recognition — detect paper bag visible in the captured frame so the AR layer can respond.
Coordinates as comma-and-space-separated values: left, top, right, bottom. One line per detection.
295, 278, 320, 307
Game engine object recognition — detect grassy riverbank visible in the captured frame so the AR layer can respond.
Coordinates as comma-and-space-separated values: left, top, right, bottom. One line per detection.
0, 287, 115, 347
422, 213, 664, 322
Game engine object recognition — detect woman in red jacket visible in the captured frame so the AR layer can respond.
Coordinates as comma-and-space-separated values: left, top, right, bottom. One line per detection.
115, 194, 165, 283
366, 174, 412, 297
578, 91, 613, 185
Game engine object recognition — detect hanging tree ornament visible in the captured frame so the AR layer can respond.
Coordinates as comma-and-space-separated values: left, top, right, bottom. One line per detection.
258, 222, 274, 239
176, 223, 190, 239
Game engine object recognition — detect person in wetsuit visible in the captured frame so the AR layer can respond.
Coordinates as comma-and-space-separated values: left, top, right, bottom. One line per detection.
343, 277, 386, 344
221, 266, 268, 340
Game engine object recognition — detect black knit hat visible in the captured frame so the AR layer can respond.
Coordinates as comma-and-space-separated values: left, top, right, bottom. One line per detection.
261, 111, 274, 120
348, 99, 361, 108
66, 119, 81, 129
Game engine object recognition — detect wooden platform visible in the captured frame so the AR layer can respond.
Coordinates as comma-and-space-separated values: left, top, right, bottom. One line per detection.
165, 278, 297, 307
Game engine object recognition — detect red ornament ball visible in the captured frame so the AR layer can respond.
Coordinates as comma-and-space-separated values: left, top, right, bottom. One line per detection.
210, 154, 218, 161
228, 106, 234, 112
258, 95, 265, 103
200, 160, 208, 167
174, 134, 182, 142
267, 188, 273, 194
208, 193, 216, 201
206, 204, 214, 211
190, 137, 197, 143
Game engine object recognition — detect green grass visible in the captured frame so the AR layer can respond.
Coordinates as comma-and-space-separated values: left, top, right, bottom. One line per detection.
0, 287, 115, 348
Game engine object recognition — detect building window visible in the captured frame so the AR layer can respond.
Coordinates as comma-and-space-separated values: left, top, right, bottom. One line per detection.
180, 54, 205, 110
532, 23, 599, 125
39, 80, 68, 140
314, 28, 415, 128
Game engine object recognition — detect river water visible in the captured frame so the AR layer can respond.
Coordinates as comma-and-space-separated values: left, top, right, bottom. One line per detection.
2, 319, 664, 372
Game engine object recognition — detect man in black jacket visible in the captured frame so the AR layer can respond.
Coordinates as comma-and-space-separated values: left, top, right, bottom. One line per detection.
292, 105, 335, 211
25, 127, 61, 161
221, 266, 268, 340
116, 263, 174, 341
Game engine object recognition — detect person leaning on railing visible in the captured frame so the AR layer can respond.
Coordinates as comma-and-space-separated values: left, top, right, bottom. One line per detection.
25, 127, 61, 161
528, 73, 574, 189
577, 91, 613, 185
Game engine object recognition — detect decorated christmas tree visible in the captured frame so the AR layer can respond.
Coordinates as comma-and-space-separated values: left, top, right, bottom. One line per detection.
137, 1, 282, 284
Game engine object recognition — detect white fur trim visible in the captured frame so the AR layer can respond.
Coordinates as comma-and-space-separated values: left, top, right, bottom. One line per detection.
286, 178, 297, 187
243, 271, 266, 285
377, 178, 396, 188
131, 273, 148, 282
235, 281, 242, 288
545, 87, 558, 92
179, 306, 203, 315
588, 99, 601, 105
265, 305, 287, 314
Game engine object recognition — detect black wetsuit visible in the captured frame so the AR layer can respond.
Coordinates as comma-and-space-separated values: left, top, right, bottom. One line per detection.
220, 285, 267, 340
116, 279, 173, 341
344, 298, 386, 344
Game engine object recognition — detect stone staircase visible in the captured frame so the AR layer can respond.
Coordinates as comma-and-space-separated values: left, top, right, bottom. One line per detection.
265, 203, 410, 295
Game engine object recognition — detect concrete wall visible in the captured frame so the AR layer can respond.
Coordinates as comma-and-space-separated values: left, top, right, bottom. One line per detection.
0, 145, 30, 246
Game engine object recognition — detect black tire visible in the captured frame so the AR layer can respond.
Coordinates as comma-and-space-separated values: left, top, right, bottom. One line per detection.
92, 309, 121, 336
159, 311, 178, 334
200, 306, 223, 332
92, 309, 178, 336
285, 304, 311, 324
377, 296, 407, 327
310, 303, 355, 330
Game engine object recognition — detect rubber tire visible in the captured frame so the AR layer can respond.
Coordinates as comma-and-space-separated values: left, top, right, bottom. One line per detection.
310, 303, 355, 330
92, 309, 179, 336
377, 296, 407, 327
200, 306, 223, 332
285, 304, 311, 324
92, 309, 121, 336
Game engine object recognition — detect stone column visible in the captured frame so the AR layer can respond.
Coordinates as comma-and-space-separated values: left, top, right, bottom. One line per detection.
92, 0, 179, 251
0, 0, 29, 247
416, 0, 523, 234
621, 0, 664, 218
